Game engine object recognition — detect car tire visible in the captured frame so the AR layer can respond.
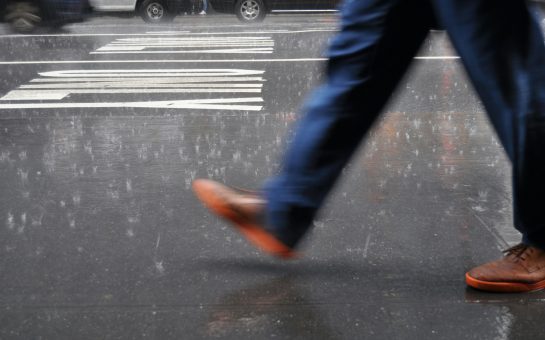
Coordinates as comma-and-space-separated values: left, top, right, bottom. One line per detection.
139, 0, 174, 23
235, 0, 266, 22
4, 1, 42, 33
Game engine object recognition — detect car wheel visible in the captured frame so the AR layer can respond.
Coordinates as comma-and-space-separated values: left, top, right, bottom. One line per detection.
4, 1, 41, 33
235, 0, 266, 22
139, 0, 174, 23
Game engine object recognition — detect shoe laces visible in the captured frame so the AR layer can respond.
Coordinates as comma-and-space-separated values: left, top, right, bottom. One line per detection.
503, 243, 534, 262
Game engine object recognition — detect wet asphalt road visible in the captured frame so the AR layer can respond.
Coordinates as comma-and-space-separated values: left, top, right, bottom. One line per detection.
1, 12, 545, 339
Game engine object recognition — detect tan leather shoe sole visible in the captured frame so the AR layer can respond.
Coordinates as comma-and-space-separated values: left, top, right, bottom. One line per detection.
465, 272, 545, 293
192, 179, 298, 259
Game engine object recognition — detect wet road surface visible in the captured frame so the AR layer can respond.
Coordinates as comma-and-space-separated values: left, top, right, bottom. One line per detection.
0, 13, 545, 339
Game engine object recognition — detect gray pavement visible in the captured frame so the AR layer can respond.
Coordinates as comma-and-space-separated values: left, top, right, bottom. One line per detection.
0, 13, 544, 339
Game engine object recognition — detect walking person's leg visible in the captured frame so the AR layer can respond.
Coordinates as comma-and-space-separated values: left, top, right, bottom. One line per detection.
193, 0, 436, 257
432, 0, 545, 292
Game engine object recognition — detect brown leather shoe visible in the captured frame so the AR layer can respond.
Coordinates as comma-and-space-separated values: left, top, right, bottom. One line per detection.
192, 179, 298, 259
466, 243, 545, 292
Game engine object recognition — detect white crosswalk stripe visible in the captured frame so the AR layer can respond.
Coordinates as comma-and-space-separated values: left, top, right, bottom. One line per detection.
92, 36, 275, 54
0, 69, 266, 111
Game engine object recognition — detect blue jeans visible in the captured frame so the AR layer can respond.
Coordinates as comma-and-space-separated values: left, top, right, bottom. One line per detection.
264, 0, 545, 249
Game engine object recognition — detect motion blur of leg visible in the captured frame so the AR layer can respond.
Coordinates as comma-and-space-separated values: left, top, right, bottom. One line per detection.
193, 0, 436, 258
193, 0, 545, 293
263, 0, 436, 249
431, 0, 545, 292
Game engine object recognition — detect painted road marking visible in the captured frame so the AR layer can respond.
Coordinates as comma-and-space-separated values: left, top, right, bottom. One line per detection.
0, 98, 264, 111
0, 69, 265, 111
92, 36, 275, 54
0, 56, 460, 65
0, 29, 338, 39
33, 69, 265, 77
144, 29, 338, 35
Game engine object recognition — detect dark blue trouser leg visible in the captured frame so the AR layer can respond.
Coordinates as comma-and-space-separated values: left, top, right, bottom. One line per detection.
432, 0, 545, 249
264, 0, 435, 247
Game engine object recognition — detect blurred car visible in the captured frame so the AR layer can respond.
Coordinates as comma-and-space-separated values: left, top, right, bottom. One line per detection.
210, 0, 340, 22
90, 0, 196, 23
0, 0, 90, 32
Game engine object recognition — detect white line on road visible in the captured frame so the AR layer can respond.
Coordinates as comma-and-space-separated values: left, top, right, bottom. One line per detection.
0, 68, 266, 110
0, 97, 264, 111
271, 9, 337, 12
91, 48, 275, 54
93, 36, 275, 54
22, 82, 264, 88
151, 29, 337, 34
29, 77, 265, 82
0, 56, 459, 65
2, 89, 263, 101
37, 69, 265, 77
0, 29, 338, 39
110, 36, 274, 42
